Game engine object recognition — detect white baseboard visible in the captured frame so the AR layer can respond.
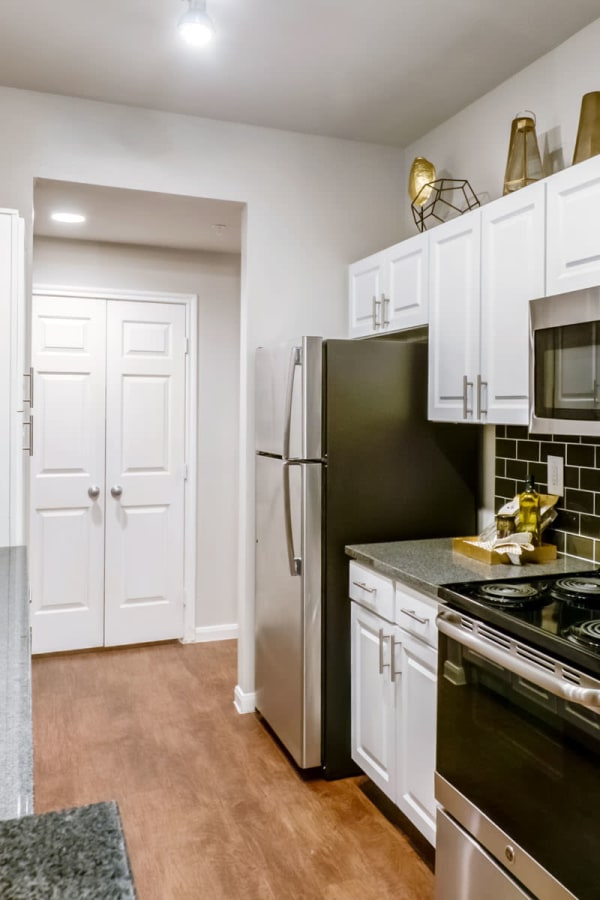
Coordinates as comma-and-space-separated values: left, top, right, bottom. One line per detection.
234, 684, 256, 715
193, 623, 239, 643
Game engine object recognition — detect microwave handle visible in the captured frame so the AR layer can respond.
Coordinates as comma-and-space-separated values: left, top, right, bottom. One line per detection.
437, 610, 600, 712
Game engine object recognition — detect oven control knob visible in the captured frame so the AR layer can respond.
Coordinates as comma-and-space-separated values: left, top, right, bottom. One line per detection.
505, 845, 516, 864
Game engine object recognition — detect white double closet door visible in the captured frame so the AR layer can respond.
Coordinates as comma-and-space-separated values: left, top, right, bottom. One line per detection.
30, 293, 187, 654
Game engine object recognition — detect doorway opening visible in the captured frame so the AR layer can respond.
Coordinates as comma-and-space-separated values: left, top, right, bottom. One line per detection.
28, 179, 243, 653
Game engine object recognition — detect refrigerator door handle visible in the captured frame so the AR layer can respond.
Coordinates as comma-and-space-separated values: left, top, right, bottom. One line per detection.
283, 460, 302, 576
283, 346, 302, 460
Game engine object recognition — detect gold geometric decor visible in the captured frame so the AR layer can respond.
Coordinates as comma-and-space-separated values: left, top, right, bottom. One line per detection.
573, 92, 600, 165
503, 111, 544, 194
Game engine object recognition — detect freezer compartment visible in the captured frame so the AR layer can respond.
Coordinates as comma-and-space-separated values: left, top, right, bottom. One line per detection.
255, 454, 321, 768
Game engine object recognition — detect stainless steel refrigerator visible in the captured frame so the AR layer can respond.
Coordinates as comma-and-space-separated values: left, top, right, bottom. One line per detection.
255, 336, 479, 778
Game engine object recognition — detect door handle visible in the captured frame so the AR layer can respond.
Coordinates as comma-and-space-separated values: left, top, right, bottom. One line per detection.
283, 461, 301, 576
283, 346, 301, 461
463, 375, 473, 419
110, 485, 123, 499
382, 294, 390, 327
372, 296, 382, 330
88, 485, 100, 500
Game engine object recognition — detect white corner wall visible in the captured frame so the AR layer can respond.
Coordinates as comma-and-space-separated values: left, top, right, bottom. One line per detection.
0, 86, 404, 700
401, 17, 600, 235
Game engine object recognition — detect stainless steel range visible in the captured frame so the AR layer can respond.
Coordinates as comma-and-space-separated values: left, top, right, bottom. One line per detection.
435, 570, 600, 900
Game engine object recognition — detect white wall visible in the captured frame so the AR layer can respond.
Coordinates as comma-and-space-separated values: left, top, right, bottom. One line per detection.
401, 17, 600, 235
0, 85, 404, 701
32, 236, 240, 635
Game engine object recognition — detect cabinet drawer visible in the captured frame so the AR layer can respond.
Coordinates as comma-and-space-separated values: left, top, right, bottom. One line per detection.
394, 584, 438, 648
349, 561, 394, 622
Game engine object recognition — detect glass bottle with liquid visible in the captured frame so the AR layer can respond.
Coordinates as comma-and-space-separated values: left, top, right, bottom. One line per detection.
517, 475, 540, 546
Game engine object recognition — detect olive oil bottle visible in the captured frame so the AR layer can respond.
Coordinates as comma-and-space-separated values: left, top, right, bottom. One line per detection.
517, 475, 540, 546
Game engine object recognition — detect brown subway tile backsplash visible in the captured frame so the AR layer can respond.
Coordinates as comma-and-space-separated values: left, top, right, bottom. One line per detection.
495, 427, 600, 562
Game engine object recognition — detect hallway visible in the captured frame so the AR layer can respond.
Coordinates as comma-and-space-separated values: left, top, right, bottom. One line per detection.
32, 641, 434, 899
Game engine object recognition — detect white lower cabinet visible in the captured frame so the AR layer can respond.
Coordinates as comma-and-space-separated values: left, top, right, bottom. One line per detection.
350, 568, 438, 847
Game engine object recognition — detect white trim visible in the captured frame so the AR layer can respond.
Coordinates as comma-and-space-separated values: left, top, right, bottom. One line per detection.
9, 213, 25, 546
31, 284, 198, 642
233, 684, 256, 715
191, 623, 239, 643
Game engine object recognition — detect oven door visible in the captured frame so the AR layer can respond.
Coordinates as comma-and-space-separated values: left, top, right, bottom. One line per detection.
530, 287, 600, 436
436, 609, 600, 900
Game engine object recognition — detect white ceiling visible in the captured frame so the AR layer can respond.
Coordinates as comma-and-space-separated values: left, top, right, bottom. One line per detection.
1, 1, 599, 147
34, 180, 244, 252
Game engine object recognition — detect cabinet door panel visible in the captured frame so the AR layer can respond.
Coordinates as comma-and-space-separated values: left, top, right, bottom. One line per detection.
350, 602, 396, 798
428, 213, 481, 421
348, 251, 384, 338
384, 233, 428, 331
480, 183, 545, 425
547, 156, 600, 295
396, 631, 437, 846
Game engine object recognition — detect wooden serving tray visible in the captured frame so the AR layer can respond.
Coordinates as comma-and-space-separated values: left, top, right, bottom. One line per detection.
452, 536, 558, 566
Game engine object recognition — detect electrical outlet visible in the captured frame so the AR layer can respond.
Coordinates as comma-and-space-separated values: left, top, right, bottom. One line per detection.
547, 455, 564, 496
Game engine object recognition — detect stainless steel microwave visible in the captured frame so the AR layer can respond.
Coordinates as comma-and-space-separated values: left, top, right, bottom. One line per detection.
530, 286, 600, 436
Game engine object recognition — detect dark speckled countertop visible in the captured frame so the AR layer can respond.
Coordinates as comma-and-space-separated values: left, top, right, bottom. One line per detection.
346, 537, 597, 599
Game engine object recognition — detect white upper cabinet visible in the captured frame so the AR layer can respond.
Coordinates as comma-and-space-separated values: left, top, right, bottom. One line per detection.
348, 249, 385, 338
480, 183, 546, 425
348, 232, 428, 338
428, 184, 545, 425
428, 211, 481, 422
547, 155, 600, 295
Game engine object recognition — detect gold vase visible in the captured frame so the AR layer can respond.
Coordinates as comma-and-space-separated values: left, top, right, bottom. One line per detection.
573, 92, 600, 165
408, 157, 436, 207
503, 111, 544, 194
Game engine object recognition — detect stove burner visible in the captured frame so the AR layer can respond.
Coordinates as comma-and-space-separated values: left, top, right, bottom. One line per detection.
555, 577, 600, 596
564, 619, 600, 650
475, 582, 544, 608
550, 577, 600, 608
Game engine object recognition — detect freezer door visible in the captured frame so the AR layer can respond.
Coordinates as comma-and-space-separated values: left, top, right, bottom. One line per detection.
255, 337, 322, 459
255, 454, 322, 768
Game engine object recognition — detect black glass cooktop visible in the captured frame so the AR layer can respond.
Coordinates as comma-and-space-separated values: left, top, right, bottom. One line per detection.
438, 569, 600, 676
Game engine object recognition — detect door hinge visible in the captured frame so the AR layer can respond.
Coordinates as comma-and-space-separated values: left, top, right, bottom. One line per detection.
183, 463, 188, 481
184, 337, 189, 355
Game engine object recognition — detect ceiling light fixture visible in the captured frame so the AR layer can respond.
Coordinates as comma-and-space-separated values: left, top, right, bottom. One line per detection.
178, 0, 215, 47
51, 212, 86, 224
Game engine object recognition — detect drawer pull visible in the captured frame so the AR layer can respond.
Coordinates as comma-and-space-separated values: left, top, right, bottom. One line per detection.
400, 608, 429, 626
378, 628, 391, 674
353, 580, 377, 595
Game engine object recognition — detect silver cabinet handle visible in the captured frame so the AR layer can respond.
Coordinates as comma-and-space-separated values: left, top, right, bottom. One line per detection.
372, 296, 382, 330
400, 608, 429, 625
437, 610, 600, 711
23, 367, 34, 408
88, 485, 100, 500
23, 416, 33, 457
382, 294, 390, 327
476, 375, 489, 418
378, 628, 391, 675
283, 346, 301, 461
462, 375, 473, 419
352, 580, 377, 594
391, 637, 402, 682
480, 378, 488, 415
283, 461, 301, 576
110, 485, 123, 498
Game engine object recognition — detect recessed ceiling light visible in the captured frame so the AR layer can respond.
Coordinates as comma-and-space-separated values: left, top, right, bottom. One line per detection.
51, 212, 86, 224
178, 0, 215, 47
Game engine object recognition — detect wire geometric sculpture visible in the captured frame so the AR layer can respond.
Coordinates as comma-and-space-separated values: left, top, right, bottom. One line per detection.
411, 178, 480, 232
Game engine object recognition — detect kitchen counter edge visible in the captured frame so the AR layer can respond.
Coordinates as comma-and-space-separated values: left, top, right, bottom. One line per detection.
345, 537, 597, 600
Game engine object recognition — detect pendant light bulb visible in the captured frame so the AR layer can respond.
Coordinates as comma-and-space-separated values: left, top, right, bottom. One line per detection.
178, 0, 215, 47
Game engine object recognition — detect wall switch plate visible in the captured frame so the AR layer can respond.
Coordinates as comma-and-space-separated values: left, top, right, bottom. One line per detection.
547, 455, 564, 496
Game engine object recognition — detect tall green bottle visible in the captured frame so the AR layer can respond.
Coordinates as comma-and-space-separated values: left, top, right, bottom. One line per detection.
517, 475, 540, 546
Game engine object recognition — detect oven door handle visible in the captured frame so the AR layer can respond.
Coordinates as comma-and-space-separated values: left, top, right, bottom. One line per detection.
437, 611, 600, 711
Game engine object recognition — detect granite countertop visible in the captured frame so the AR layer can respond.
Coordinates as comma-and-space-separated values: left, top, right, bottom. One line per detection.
346, 537, 597, 599
0, 546, 33, 820
0, 801, 136, 899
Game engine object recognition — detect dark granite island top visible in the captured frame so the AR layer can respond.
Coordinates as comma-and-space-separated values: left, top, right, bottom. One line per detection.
0, 801, 136, 899
346, 537, 597, 600
0, 546, 33, 820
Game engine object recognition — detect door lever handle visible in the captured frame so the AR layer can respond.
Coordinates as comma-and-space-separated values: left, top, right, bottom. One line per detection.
88, 485, 100, 500
110, 485, 123, 499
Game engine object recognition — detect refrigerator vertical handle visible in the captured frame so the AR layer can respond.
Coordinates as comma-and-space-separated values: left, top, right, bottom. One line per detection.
283, 346, 301, 460
283, 461, 302, 576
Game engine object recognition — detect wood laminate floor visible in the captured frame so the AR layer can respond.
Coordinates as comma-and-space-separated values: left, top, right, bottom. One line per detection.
32, 641, 434, 899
